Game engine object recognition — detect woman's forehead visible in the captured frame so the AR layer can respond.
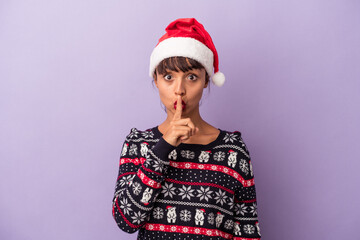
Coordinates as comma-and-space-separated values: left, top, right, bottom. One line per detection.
160, 68, 204, 74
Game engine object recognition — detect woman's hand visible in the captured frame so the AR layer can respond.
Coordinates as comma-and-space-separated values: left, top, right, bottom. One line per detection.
162, 95, 199, 147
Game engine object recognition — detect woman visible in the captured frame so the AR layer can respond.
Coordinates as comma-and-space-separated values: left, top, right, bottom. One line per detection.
112, 18, 261, 240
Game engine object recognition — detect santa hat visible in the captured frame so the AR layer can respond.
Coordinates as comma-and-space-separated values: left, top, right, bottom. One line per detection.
149, 18, 225, 87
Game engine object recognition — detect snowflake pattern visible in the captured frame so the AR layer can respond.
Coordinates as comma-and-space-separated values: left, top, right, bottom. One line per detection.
223, 132, 238, 143
152, 159, 164, 172
228, 196, 235, 210
128, 128, 139, 139
129, 143, 138, 156
131, 210, 147, 224
248, 202, 258, 216
132, 181, 142, 195
119, 198, 133, 215
152, 207, 164, 219
224, 219, 234, 229
180, 209, 192, 222
213, 151, 225, 161
178, 185, 195, 200
239, 159, 249, 175
207, 212, 215, 225
119, 175, 135, 187
180, 150, 195, 159
243, 224, 255, 234
235, 203, 248, 216
214, 189, 228, 206
141, 130, 154, 139
161, 182, 176, 198
196, 186, 213, 202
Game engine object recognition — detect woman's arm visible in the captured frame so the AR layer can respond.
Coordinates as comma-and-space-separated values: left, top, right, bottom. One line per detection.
112, 128, 175, 233
232, 132, 262, 239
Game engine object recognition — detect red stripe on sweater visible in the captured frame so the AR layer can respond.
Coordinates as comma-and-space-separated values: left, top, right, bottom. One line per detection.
120, 157, 163, 176
141, 164, 163, 176
165, 178, 234, 195
120, 157, 255, 187
137, 168, 161, 189
169, 161, 255, 187
235, 198, 257, 203
117, 172, 136, 181
143, 223, 233, 239
119, 157, 144, 166
233, 238, 261, 240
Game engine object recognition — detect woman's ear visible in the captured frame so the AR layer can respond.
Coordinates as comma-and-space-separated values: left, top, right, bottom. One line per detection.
153, 73, 158, 88
204, 70, 209, 88
204, 78, 209, 88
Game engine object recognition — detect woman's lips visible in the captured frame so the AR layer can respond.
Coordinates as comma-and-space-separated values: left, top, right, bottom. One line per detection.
174, 100, 186, 110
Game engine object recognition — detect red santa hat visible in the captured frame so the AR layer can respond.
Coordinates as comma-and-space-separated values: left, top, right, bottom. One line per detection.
149, 18, 225, 87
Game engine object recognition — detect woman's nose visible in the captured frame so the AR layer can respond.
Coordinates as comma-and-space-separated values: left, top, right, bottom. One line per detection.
174, 78, 185, 95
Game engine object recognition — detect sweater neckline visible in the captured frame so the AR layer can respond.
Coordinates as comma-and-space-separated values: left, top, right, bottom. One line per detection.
152, 125, 224, 149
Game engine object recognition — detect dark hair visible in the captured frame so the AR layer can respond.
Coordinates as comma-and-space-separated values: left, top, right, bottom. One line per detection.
151, 56, 211, 113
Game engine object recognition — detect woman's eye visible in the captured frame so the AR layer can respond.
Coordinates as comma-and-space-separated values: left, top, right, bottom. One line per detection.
188, 74, 197, 81
164, 74, 172, 80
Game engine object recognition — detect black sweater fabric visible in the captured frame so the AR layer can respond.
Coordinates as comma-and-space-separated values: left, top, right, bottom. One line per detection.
112, 126, 261, 240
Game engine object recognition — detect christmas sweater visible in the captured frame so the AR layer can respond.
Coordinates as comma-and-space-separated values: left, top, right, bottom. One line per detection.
112, 126, 261, 240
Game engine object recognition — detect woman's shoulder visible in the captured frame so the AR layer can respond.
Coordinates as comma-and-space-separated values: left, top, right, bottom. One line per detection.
219, 128, 251, 154
221, 128, 242, 141
124, 126, 159, 142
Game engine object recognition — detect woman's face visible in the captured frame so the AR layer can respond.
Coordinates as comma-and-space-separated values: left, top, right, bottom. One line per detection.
154, 68, 208, 117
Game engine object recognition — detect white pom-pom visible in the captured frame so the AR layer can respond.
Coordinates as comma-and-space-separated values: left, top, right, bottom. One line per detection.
212, 71, 225, 87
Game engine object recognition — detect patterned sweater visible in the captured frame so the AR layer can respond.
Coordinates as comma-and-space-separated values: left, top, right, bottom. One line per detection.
112, 126, 262, 240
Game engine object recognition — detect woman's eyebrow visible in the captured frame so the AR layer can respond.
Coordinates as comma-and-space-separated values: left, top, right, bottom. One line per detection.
186, 70, 200, 74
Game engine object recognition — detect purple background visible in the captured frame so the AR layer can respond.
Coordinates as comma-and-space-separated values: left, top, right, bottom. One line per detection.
1, 0, 359, 239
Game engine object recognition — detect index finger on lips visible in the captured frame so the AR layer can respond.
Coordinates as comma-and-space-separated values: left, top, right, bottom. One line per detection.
173, 95, 183, 120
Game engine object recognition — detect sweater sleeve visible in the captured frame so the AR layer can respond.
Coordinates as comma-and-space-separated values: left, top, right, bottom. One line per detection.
232, 132, 262, 239
112, 128, 176, 233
